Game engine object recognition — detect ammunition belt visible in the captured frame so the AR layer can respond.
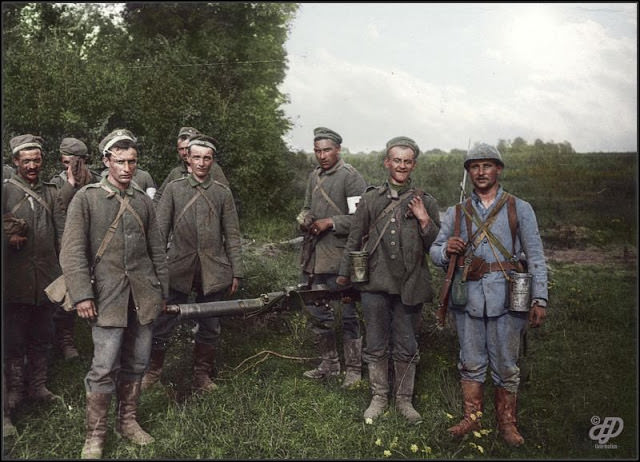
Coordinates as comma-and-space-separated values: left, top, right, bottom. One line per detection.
457, 257, 519, 281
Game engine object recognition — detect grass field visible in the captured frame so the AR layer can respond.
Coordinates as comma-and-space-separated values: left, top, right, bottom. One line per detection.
3, 243, 637, 460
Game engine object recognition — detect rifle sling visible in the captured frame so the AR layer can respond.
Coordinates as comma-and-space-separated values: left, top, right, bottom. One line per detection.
7, 178, 52, 216
363, 188, 418, 257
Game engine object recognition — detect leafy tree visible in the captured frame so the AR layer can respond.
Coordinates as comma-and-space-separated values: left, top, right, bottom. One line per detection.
3, 2, 299, 219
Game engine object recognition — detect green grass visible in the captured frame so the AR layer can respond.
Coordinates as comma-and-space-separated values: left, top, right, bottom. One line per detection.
4, 244, 637, 459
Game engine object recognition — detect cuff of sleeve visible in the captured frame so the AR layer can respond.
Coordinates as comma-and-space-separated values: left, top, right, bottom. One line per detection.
532, 298, 547, 308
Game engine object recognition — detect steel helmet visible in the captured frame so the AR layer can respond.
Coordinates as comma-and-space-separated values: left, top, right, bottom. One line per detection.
464, 143, 504, 169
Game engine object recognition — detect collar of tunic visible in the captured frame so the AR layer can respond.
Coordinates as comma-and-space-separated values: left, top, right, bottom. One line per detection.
187, 174, 212, 189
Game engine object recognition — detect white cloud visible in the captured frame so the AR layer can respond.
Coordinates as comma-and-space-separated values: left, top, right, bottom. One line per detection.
281, 3, 637, 153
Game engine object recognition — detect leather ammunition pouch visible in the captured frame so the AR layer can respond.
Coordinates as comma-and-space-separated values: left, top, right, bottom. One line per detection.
457, 256, 520, 281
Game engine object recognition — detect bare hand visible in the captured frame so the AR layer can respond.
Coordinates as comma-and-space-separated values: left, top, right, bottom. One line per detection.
529, 303, 547, 328
66, 162, 76, 187
407, 195, 430, 228
227, 277, 239, 296
310, 218, 333, 235
8, 234, 27, 250
446, 236, 466, 256
336, 275, 350, 287
76, 299, 97, 321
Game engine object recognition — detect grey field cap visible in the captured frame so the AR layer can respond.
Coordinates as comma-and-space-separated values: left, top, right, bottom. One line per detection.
188, 134, 218, 153
386, 136, 420, 158
464, 143, 504, 169
313, 127, 342, 145
59, 137, 88, 157
178, 126, 200, 139
10, 134, 45, 155
99, 129, 136, 155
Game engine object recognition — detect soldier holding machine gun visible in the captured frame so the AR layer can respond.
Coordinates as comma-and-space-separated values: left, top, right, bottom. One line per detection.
429, 143, 548, 446
297, 126, 367, 388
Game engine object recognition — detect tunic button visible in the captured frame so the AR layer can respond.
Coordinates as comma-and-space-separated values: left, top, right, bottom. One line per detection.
391, 218, 396, 223
390, 230, 396, 235
390, 255, 396, 260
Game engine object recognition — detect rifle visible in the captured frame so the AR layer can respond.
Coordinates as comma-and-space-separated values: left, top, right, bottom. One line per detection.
459, 139, 471, 203
163, 284, 360, 320
436, 256, 457, 329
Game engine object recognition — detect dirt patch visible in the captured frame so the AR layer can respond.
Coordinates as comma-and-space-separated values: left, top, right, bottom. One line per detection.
545, 247, 636, 265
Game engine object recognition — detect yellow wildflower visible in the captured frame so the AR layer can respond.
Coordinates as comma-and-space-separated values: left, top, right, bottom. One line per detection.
365, 417, 374, 425
383, 450, 392, 457
445, 412, 454, 419
425, 446, 432, 454
470, 413, 477, 421
477, 445, 484, 454
410, 444, 419, 453
375, 438, 382, 446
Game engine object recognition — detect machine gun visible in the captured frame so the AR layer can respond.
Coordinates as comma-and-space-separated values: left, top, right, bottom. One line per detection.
163, 284, 361, 320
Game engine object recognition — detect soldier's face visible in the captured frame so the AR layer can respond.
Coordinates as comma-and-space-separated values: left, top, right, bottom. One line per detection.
188, 145, 214, 182
313, 139, 340, 170
384, 146, 416, 186
61, 154, 74, 169
468, 160, 502, 193
106, 148, 138, 190
14, 149, 43, 184
177, 138, 190, 162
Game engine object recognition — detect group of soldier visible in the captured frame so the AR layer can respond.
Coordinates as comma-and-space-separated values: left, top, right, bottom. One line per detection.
2, 125, 548, 458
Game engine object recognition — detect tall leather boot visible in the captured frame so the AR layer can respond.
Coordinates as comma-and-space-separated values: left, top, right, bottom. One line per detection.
393, 361, 422, 425
495, 387, 524, 446
141, 348, 166, 391
448, 380, 484, 437
26, 350, 60, 402
115, 381, 154, 445
55, 315, 79, 360
5, 357, 25, 411
341, 337, 362, 388
80, 392, 112, 459
363, 359, 389, 422
192, 342, 218, 393
303, 331, 340, 379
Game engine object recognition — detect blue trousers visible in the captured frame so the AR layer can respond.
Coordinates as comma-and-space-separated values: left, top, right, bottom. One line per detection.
452, 309, 528, 392
84, 304, 153, 393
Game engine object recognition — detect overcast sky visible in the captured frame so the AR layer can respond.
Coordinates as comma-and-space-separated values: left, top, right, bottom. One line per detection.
279, 2, 637, 154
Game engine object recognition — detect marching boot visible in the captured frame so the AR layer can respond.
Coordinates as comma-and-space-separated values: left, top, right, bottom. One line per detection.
192, 342, 218, 393
495, 387, 524, 446
393, 361, 422, 425
448, 380, 484, 437
141, 348, 166, 391
55, 315, 79, 360
303, 331, 340, 379
26, 350, 60, 402
341, 337, 363, 388
80, 392, 112, 459
115, 381, 154, 445
363, 359, 389, 422
6, 357, 25, 411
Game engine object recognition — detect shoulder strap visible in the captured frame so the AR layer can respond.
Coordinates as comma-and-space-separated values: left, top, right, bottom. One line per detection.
7, 178, 52, 216
93, 194, 130, 267
363, 188, 415, 256
100, 185, 145, 236
507, 193, 518, 254
313, 174, 343, 215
